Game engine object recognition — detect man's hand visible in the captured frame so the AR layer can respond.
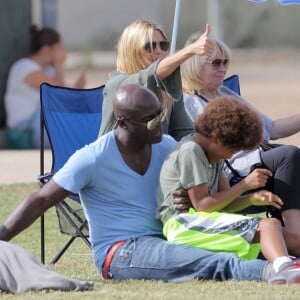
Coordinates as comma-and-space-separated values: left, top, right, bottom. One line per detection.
172, 189, 192, 212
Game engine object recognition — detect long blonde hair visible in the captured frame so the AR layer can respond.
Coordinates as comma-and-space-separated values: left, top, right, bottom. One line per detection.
116, 20, 168, 73
181, 33, 232, 94
116, 20, 173, 111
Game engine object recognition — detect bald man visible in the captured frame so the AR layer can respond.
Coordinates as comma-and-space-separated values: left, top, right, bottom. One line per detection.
0, 84, 292, 284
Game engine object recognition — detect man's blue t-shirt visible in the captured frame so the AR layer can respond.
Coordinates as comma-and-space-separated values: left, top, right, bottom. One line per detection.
53, 131, 176, 270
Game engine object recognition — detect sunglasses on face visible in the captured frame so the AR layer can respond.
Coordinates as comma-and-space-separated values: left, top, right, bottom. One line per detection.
144, 40, 170, 53
121, 107, 167, 131
206, 58, 229, 68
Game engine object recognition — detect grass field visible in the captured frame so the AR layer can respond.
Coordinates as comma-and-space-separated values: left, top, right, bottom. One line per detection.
1, 183, 300, 299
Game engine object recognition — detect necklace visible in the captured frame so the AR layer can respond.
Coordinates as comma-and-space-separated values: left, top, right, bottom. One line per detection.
195, 90, 219, 102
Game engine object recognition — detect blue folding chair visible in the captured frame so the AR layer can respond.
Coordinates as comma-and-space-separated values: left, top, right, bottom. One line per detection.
223, 74, 241, 95
39, 83, 104, 264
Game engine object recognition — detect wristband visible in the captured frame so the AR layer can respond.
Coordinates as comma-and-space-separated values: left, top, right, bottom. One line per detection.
0, 224, 10, 241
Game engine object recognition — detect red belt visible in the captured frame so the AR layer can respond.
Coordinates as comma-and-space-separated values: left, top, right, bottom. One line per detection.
102, 240, 126, 279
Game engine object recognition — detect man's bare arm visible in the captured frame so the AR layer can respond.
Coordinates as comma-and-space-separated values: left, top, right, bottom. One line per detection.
0, 180, 69, 241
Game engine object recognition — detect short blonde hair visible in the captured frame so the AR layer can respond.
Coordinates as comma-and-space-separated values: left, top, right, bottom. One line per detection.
181, 33, 232, 94
116, 20, 168, 74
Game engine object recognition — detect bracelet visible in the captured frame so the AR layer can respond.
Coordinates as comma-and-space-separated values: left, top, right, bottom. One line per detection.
0, 224, 10, 241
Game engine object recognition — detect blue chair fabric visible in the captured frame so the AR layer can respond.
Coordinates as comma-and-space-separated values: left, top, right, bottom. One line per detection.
39, 83, 104, 264
223, 74, 241, 95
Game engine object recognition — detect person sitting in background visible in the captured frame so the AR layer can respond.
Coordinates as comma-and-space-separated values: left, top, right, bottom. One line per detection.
99, 19, 215, 141
4, 25, 86, 148
158, 97, 300, 277
180, 32, 300, 237
0, 83, 297, 284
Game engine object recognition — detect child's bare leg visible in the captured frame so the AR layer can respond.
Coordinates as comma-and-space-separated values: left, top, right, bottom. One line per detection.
254, 218, 292, 272
254, 218, 288, 261
282, 209, 300, 238
282, 227, 300, 257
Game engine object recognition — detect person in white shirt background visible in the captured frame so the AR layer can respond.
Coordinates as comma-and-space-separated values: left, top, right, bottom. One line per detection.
4, 24, 85, 148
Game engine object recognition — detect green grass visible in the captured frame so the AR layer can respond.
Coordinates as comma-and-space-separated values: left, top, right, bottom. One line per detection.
1, 183, 300, 299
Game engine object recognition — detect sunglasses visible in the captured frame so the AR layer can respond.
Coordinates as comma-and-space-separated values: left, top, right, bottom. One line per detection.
144, 40, 170, 53
121, 107, 167, 131
205, 58, 229, 68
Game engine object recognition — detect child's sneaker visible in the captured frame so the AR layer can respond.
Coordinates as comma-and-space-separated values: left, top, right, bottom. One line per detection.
268, 262, 300, 284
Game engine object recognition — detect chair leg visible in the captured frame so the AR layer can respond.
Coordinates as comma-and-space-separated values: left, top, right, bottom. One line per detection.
50, 231, 91, 264
50, 236, 76, 264
41, 214, 45, 263
50, 216, 91, 264
50, 202, 91, 264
